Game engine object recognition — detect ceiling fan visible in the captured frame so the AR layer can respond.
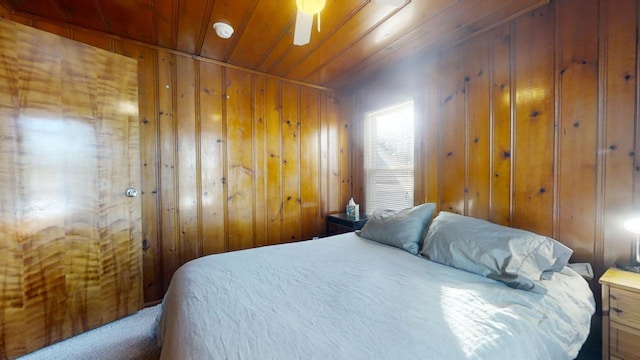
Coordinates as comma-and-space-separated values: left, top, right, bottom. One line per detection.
293, 0, 406, 46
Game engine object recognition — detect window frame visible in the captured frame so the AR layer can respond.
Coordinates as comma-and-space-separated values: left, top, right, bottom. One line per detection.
362, 100, 416, 214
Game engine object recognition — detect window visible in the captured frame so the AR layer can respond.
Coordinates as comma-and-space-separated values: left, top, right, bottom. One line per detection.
363, 101, 414, 214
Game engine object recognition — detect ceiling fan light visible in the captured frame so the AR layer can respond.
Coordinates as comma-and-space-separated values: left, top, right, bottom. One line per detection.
296, 0, 326, 15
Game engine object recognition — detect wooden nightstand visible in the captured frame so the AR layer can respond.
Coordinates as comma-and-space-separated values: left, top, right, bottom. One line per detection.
599, 268, 640, 359
326, 213, 369, 236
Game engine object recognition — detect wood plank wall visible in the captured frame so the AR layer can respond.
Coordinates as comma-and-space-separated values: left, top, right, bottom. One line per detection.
352, 0, 640, 293
0, 7, 352, 304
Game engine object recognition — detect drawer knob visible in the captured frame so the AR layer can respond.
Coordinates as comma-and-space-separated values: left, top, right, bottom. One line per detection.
612, 307, 623, 314
611, 294, 618, 300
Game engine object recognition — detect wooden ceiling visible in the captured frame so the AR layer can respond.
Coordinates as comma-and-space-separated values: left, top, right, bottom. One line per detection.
0, 0, 548, 89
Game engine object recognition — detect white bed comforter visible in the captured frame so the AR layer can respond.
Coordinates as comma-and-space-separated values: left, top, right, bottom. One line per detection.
156, 232, 595, 360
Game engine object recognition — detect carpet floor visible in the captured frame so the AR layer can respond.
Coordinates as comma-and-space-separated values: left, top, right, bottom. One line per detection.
17, 304, 162, 360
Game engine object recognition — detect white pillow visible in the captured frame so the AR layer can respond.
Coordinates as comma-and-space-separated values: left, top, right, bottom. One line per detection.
359, 203, 436, 255
420, 212, 572, 293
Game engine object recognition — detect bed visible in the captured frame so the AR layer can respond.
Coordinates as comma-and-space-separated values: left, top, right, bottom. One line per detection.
156, 209, 595, 360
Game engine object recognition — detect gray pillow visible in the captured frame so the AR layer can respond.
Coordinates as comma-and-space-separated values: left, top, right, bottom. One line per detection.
420, 212, 572, 293
359, 203, 436, 254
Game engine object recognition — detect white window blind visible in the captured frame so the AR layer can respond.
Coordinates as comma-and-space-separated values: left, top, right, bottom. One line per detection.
364, 101, 414, 214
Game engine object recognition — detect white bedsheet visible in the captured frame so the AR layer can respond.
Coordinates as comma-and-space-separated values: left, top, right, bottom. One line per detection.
156, 232, 595, 360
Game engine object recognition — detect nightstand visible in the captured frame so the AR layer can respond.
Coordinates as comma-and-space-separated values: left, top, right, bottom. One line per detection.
599, 268, 640, 359
326, 213, 369, 236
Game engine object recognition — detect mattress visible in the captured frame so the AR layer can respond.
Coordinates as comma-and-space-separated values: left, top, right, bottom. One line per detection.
156, 232, 595, 359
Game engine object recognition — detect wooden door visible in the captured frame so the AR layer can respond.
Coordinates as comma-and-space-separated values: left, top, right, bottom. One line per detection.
0, 18, 142, 359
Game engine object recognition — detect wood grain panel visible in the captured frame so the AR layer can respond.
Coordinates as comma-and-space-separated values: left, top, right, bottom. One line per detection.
555, 0, 598, 262
153, 0, 177, 49
16, 28, 69, 351
3, 0, 66, 22
438, 45, 466, 215
175, 0, 213, 54
176, 56, 200, 263
265, 78, 283, 245
59, 40, 102, 335
465, 32, 491, 219
73, 30, 114, 52
601, 0, 638, 269
300, 87, 322, 240
100, 0, 155, 43
0, 4, 12, 19
351, 97, 365, 210
33, 20, 70, 37
157, 50, 180, 288
489, 22, 512, 226
252, 74, 268, 247
423, 56, 440, 207
0, 6, 32, 26
56, 0, 108, 32
512, 4, 555, 236
226, 68, 256, 250
281, 82, 301, 242
339, 94, 352, 210
0, 26, 24, 358
199, 61, 226, 256
327, 92, 343, 212
320, 93, 331, 219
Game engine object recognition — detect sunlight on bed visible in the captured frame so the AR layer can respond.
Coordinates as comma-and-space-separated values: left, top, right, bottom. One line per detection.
440, 286, 505, 357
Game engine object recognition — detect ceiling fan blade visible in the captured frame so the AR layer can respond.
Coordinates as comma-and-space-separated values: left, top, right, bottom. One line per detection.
372, 0, 405, 7
293, 9, 313, 46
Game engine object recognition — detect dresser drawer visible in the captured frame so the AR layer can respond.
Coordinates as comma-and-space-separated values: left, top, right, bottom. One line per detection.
610, 287, 640, 329
610, 322, 640, 359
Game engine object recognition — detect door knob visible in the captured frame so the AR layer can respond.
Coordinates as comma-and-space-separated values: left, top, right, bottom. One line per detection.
125, 188, 138, 197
